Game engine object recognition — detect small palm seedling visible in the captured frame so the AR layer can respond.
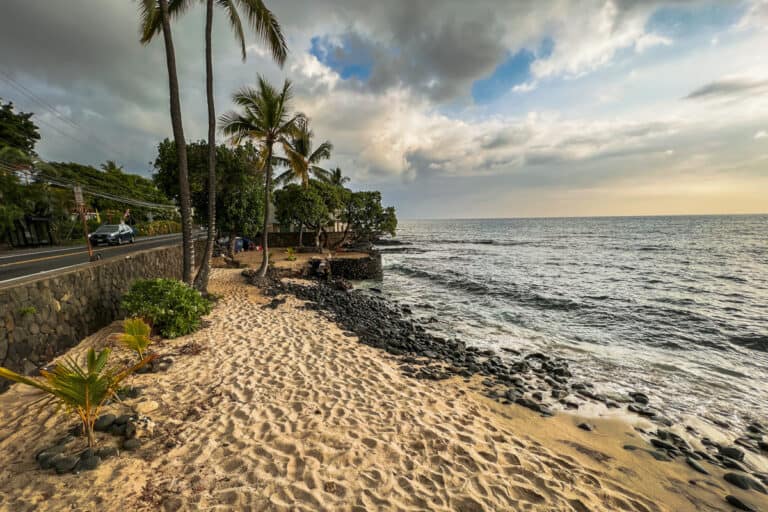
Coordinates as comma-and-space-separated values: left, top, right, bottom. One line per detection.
0, 348, 155, 448
286, 247, 297, 261
116, 318, 152, 361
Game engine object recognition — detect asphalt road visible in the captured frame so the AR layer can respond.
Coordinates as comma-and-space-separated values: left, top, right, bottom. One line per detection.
0, 233, 185, 286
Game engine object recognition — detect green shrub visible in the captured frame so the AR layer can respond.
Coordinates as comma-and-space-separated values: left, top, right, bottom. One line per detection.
286, 247, 297, 261
133, 220, 182, 237
122, 278, 212, 338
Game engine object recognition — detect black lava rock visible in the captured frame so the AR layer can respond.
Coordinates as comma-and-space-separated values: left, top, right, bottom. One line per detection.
577, 423, 594, 432
629, 391, 649, 404
53, 455, 79, 474
76, 455, 101, 472
123, 438, 141, 451
725, 495, 757, 511
685, 457, 709, 475
114, 414, 132, 426
96, 446, 118, 459
720, 446, 745, 461
94, 414, 117, 432
724, 473, 767, 494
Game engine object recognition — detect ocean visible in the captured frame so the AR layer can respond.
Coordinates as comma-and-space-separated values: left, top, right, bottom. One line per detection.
373, 215, 768, 429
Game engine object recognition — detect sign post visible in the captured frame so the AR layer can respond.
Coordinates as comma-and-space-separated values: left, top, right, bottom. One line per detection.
75, 185, 96, 260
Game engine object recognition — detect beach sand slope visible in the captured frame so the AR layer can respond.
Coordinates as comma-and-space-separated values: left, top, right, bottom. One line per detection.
0, 268, 765, 511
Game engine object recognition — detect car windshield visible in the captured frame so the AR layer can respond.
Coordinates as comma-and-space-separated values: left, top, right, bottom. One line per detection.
94, 225, 120, 233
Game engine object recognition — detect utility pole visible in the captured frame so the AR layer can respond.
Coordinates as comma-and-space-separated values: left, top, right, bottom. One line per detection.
75, 185, 99, 261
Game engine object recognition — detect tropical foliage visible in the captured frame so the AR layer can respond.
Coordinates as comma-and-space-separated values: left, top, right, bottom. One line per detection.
338, 190, 397, 246
133, 220, 181, 237
220, 75, 300, 277
0, 348, 155, 447
274, 180, 343, 247
140, 0, 287, 292
277, 117, 333, 187
122, 278, 212, 339
0, 100, 40, 155
138, 0, 195, 284
115, 318, 153, 361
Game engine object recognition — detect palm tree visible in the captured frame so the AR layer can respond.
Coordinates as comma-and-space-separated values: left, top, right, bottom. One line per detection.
276, 117, 333, 187
138, 0, 195, 284
0, 348, 155, 448
220, 77, 299, 277
145, 0, 287, 292
100, 160, 124, 173
327, 167, 350, 187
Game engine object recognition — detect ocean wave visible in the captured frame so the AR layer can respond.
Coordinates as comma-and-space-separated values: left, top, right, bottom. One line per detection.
714, 274, 748, 283
388, 264, 582, 311
729, 334, 768, 352
422, 239, 538, 247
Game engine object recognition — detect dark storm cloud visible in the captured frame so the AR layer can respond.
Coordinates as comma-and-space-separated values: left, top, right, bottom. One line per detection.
307, 12, 507, 102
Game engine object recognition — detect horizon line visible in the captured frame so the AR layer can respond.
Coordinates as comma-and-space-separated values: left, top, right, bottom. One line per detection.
400, 212, 768, 222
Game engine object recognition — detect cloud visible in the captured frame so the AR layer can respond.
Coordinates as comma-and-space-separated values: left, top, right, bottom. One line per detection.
737, 0, 768, 31
1, 0, 768, 217
755, 130, 768, 139
686, 76, 768, 100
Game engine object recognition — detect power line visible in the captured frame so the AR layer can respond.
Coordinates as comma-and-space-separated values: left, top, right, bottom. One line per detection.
0, 161, 177, 211
0, 69, 136, 164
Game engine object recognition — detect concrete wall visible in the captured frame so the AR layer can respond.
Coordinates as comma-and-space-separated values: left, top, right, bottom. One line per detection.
0, 242, 203, 393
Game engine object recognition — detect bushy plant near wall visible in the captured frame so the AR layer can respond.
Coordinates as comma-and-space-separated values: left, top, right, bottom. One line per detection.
122, 278, 212, 338
133, 220, 181, 237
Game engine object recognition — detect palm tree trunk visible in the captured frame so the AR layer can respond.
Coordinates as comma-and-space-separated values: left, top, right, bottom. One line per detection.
194, 0, 216, 293
227, 229, 236, 258
158, 0, 194, 284
298, 223, 303, 247
258, 143, 273, 277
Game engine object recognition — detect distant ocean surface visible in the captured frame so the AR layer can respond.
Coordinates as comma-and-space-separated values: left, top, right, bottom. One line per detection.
374, 215, 768, 428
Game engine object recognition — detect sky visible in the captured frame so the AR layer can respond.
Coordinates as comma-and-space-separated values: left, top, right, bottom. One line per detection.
0, 0, 767, 219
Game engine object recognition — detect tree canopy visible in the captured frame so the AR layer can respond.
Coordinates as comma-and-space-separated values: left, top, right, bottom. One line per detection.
152, 138, 264, 237
338, 190, 397, 246
0, 100, 40, 156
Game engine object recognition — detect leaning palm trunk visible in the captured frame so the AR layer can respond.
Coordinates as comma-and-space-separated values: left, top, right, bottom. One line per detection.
158, 0, 194, 283
258, 143, 274, 277
194, 0, 216, 292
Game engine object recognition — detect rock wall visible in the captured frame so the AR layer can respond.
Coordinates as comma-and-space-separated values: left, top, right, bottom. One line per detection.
328, 253, 383, 280
267, 231, 347, 248
0, 242, 204, 393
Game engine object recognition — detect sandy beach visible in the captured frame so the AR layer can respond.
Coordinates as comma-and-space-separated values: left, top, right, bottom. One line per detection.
1, 267, 766, 511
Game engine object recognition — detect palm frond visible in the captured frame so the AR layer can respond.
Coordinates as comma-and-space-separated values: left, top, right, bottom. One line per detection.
116, 318, 153, 360
310, 166, 332, 181
218, 0, 247, 60
139, 0, 194, 44
237, 0, 288, 66
308, 141, 333, 164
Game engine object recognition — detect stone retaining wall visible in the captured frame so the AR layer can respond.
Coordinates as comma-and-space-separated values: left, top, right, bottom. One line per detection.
0, 241, 204, 393
268, 231, 347, 248
328, 253, 383, 280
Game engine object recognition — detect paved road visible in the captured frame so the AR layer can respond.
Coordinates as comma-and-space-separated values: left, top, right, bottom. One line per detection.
0, 234, 186, 285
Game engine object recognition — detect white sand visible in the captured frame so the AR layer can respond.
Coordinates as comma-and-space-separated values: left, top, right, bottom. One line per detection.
1, 268, 765, 511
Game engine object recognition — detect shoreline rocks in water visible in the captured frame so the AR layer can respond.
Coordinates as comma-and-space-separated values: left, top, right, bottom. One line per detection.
247, 270, 768, 495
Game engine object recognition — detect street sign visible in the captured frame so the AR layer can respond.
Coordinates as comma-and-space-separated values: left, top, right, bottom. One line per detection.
74, 185, 84, 206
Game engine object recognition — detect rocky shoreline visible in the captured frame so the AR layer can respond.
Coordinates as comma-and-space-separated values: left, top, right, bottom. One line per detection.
247, 269, 768, 508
